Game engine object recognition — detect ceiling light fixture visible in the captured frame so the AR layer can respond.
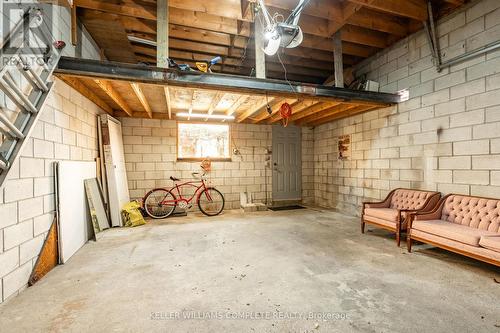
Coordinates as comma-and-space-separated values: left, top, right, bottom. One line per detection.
176, 113, 235, 120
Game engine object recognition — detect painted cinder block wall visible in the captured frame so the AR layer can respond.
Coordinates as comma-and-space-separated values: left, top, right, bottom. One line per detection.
313, 0, 500, 216
121, 120, 315, 209
0, 5, 104, 304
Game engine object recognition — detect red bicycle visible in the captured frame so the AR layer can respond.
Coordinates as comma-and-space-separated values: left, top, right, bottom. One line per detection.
143, 172, 225, 219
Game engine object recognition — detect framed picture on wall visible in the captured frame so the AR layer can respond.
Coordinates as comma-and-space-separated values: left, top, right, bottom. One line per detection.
338, 135, 351, 160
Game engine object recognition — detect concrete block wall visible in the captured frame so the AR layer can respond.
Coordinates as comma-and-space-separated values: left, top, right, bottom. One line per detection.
301, 127, 315, 205
313, 0, 500, 216
121, 119, 273, 210
0, 3, 103, 304
122, 120, 315, 209
0, 79, 103, 304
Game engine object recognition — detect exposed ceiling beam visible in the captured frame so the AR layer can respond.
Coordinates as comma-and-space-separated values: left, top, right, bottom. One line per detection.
131, 83, 153, 118
297, 103, 358, 125
162, 0, 246, 20
308, 105, 378, 126
347, 7, 408, 37
94, 79, 133, 116
136, 53, 324, 83
188, 89, 195, 118
132, 44, 332, 79
328, 1, 364, 37
57, 76, 114, 114
250, 98, 297, 123
75, 0, 156, 20
290, 102, 341, 122
347, 0, 428, 21
340, 25, 389, 49
248, 0, 343, 22
207, 92, 225, 115
76, 2, 249, 36
227, 95, 249, 116
164, 86, 172, 119
121, 15, 376, 61
236, 97, 275, 122
76, 0, 250, 22
265, 100, 320, 124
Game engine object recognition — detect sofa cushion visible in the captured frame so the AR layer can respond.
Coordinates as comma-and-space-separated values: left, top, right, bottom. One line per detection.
441, 195, 500, 233
410, 229, 500, 262
412, 220, 498, 247
364, 208, 399, 222
364, 209, 410, 230
479, 236, 500, 253
390, 189, 433, 210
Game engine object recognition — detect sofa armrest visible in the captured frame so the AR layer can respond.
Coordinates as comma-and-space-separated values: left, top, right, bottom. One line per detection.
362, 189, 396, 210
364, 201, 390, 209
414, 198, 447, 221
417, 192, 442, 212
407, 196, 449, 231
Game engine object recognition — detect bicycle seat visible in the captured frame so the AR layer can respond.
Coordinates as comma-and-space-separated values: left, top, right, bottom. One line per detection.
170, 176, 180, 182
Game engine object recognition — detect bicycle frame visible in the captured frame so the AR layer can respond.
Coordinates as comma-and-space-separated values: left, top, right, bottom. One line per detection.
162, 178, 213, 206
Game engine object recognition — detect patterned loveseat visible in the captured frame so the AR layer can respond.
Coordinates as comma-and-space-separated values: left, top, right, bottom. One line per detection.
362, 188, 441, 246
407, 194, 500, 267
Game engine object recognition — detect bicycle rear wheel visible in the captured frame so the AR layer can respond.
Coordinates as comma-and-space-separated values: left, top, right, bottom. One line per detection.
198, 187, 225, 216
143, 189, 177, 219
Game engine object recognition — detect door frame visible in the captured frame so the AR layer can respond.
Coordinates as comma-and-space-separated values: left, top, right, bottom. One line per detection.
271, 125, 302, 202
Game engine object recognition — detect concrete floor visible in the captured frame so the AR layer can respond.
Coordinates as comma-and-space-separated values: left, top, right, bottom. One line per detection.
1, 208, 499, 333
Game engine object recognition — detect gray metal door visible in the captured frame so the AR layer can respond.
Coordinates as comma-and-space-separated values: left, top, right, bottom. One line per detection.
272, 125, 302, 201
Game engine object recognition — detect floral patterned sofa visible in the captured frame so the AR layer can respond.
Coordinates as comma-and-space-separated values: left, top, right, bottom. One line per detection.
362, 188, 441, 246
407, 194, 500, 267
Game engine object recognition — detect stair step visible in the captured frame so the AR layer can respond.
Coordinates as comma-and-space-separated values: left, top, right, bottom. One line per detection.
0, 7, 63, 187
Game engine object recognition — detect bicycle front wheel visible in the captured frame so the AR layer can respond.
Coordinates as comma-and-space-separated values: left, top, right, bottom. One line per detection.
198, 187, 225, 216
143, 189, 177, 219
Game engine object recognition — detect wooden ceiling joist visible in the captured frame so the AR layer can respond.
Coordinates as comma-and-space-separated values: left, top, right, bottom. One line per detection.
164, 86, 172, 119
289, 102, 341, 122
77, 0, 465, 83
236, 96, 276, 123
207, 92, 225, 115
327, 1, 364, 36
131, 83, 153, 118
265, 99, 319, 123
347, 7, 408, 37
76, 0, 251, 23
250, 97, 297, 123
248, 0, 343, 22
226, 95, 249, 116
58, 76, 113, 114
308, 105, 378, 126
297, 103, 358, 125
347, 0, 428, 21
94, 79, 133, 116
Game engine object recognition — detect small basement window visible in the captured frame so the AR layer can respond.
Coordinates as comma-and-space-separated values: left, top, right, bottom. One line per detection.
177, 123, 231, 160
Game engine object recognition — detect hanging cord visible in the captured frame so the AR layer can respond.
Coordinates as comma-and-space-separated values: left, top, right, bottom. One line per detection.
276, 50, 298, 96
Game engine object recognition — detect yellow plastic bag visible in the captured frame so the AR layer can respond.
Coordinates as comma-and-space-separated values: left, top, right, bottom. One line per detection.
121, 201, 146, 227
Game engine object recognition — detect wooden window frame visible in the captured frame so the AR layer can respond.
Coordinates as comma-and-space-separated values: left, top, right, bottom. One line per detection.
176, 121, 232, 162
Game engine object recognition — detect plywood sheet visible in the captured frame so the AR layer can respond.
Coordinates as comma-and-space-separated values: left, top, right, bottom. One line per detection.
101, 115, 130, 227
56, 161, 97, 263
85, 178, 110, 236
29, 218, 58, 286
